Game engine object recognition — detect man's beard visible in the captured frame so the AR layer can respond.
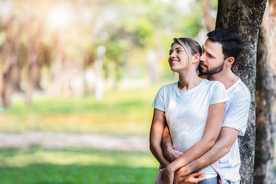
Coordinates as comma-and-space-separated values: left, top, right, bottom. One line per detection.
198, 61, 224, 75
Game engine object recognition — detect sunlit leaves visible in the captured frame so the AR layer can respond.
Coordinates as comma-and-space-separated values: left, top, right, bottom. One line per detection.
0, 0, 208, 83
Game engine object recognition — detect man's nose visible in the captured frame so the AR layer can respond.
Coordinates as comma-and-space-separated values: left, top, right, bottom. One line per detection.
199, 54, 206, 61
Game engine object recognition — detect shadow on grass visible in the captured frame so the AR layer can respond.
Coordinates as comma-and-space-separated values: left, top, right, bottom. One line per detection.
0, 164, 158, 184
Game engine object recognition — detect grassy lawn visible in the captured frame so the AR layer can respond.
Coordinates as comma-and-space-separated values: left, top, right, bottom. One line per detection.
0, 84, 166, 183
0, 84, 165, 135
0, 146, 159, 184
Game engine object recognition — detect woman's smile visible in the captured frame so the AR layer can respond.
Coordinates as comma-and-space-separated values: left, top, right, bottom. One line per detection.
171, 60, 179, 64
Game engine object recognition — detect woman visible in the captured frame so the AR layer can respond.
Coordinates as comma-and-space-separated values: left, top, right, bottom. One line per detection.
150, 38, 228, 184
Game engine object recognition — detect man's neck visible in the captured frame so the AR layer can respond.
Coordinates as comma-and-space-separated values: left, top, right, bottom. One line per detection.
207, 70, 238, 90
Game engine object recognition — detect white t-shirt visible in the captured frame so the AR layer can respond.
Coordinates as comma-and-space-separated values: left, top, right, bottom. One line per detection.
219, 78, 251, 184
152, 79, 228, 178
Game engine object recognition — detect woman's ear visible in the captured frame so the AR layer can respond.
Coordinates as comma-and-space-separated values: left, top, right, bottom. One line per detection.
192, 54, 200, 64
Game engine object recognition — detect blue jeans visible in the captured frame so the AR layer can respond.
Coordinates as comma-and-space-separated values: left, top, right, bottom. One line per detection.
199, 177, 217, 184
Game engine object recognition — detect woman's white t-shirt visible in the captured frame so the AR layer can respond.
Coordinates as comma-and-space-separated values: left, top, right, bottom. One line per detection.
152, 79, 228, 178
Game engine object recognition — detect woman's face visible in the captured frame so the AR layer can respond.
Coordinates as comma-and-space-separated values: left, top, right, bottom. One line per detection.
168, 42, 189, 72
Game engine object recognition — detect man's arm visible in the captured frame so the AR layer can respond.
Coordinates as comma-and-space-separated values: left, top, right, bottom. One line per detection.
161, 125, 206, 183
174, 127, 239, 183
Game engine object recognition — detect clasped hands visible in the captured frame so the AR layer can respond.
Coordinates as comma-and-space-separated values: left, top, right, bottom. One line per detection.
161, 165, 206, 184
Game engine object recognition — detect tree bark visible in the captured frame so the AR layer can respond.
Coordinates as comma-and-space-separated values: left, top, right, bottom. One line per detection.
254, 0, 276, 183
215, 0, 267, 183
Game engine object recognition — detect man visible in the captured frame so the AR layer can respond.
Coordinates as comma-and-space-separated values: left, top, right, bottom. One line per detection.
161, 28, 251, 184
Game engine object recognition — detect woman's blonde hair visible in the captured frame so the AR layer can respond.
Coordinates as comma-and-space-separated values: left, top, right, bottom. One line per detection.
172, 38, 202, 69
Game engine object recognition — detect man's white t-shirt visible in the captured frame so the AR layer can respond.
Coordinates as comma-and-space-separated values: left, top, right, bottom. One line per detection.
152, 79, 228, 179
219, 78, 251, 184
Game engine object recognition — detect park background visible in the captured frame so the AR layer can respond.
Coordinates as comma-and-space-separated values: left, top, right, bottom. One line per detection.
0, 0, 275, 183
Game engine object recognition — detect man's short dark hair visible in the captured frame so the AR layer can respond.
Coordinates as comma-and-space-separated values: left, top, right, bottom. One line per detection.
207, 28, 243, 60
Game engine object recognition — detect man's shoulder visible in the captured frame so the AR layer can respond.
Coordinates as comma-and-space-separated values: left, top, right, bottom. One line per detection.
227, 79, 251, 101
203, 79, 225, 91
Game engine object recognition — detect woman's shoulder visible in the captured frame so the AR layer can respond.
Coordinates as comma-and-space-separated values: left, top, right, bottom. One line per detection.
155, 82, 176, 98
160, 82, 177, 90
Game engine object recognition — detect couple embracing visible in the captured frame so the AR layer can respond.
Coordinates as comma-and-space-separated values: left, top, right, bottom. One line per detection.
150, 28, 251, 184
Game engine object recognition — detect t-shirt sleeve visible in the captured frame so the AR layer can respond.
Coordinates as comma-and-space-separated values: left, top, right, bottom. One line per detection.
209, 82, 228, 105
222, 98, 250, 136
151, 86, 166, 112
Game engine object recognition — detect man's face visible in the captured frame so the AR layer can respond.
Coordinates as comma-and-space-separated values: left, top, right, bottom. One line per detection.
198, 39, 226, 75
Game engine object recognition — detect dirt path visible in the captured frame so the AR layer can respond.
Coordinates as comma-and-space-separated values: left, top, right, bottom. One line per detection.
0, 131, 149, 151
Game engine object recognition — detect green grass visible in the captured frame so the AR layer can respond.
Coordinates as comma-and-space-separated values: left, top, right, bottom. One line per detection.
0, 84, 166, 183
0, 84, 164, 135
4, 86, 158, 115
0, 146, 159, 184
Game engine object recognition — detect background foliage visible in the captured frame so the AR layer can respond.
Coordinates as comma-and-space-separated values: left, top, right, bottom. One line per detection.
0, 0, 241, 184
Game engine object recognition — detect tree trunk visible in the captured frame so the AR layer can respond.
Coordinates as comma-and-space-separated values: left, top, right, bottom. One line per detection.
26, 54, 40, 105
11, 16, 25, 93
49, 51, 63, 96
0, 18, 17, 108
47, 29, 64, 96
10, 63, 23, 92
32, 62, 43, 91
25, 18, 43, 105
0, 57, 13, 108
215, 0, 267, 183
254, 0, 276, 183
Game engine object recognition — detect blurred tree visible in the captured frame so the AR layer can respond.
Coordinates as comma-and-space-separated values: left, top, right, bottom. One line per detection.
0, 17, 14, 108
10, 16, 25, 93
201, 0, 215, 31
25, 16, 44, 104
215, 0, 267, 183
0, 0, 208, 106
0, 16, 24, 108
254, 0, 276, 183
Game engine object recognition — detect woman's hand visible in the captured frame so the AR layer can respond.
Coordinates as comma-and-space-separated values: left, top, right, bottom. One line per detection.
161, 166, 175, 184
178, 171, 206, 184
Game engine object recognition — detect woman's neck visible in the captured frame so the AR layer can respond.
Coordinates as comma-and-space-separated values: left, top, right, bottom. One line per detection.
177, 69, 203, 91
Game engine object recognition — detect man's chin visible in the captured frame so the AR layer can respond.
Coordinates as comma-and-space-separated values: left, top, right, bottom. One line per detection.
198, 69, 209, 76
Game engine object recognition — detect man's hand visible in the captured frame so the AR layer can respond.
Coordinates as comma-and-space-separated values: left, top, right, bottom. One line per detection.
161, 166, 174, 184
162, 125, 179, 162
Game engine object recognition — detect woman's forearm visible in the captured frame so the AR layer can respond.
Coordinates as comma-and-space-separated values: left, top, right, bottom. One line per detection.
168, 137, 215, 172
161, 125, 180, 162
150, 143, 171, 167
150, 109, 170, 167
